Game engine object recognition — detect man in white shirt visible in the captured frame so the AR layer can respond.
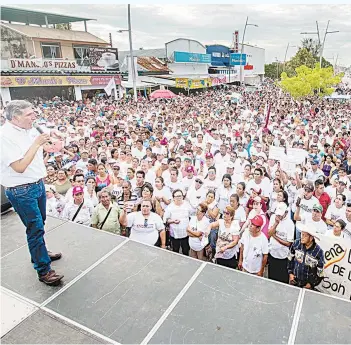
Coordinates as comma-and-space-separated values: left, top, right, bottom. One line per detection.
268, 203, 294, 283
305, 159, 324, 183
131, 139, 146, 160
1, 100, 63, 285
62, 186, 94, 226
239, 215, 269, 276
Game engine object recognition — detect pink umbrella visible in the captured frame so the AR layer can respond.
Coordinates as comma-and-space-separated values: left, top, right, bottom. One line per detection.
150, 89, 177, 99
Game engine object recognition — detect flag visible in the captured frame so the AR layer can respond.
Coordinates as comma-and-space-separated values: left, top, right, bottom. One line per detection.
104, 77, 116, 96
264, 103, 271, 129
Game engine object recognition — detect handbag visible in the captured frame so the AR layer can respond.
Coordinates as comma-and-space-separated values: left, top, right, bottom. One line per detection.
99, 207, 112, 229
72, 201, 84, 222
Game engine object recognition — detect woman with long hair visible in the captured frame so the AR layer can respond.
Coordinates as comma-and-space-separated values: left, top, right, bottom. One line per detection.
95, 163, 111, 191
135, 183, 164, 217
230, 193, 247, 228
325, 194, 346, 230
269, 178, 284, 215
45, 164, 57, 185
216, 174, 235, 215
235, 182, 248, 207
85, 177, 99, 207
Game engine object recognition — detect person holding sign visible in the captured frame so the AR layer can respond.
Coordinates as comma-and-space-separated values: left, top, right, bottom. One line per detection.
287, 224, 325, 289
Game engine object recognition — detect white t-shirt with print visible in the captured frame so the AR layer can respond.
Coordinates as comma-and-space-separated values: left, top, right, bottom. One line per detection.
188, 216, 210, 251
128, 211, 165, 245
268, 215, 295, 259
325, 204, 346, 229
240, 231, 269, 274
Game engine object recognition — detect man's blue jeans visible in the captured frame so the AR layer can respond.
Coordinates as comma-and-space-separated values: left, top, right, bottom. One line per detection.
5, 180, 51, 276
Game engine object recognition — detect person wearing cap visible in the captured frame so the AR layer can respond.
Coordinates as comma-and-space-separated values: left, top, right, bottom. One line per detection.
91, 188, 127, 235
186, 177, 207, 215
182, 165, 196, 193
287, 224, 325, 289
61, 185, 94, 226
238, 215, 269, 276
267, 203, 294, 283
306, 159, 324, 183
313, 179, 331, 220
294, 182, 319, 240
1, 100, 64, 286
76, 149, 90, 174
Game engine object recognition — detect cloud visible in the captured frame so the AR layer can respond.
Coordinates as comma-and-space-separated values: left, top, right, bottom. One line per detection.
10, 4, 351, 66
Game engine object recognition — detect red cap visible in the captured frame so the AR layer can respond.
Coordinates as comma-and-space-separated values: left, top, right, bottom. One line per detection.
205, 152, 213, 159
73, 186, 84, 195
160, 138, 168, 146
186, 166, 195, 173
235, 131, 241, 137
251, 215, 264, 227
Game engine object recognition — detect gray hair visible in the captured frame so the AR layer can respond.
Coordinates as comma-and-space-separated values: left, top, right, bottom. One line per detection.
4, 100, 32, 120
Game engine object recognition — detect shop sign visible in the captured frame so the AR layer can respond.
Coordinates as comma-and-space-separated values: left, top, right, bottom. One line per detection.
1, 75, 121, 88
89, 47, 119, 71
244, 64, 254, 70
174, 51, 211, 64
210, 75, 228, 86
175, 78, 188, 88
175, 78, 212, 89
230, 53, 247, 66
8, 58, 78, 71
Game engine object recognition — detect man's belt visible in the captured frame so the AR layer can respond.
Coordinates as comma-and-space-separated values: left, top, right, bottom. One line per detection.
6, 179, 42, 190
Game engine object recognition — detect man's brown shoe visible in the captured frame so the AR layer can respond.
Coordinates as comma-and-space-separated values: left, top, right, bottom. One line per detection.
39, 270, 64, 286
48, 251, 62, 261
31, 251, 62, 263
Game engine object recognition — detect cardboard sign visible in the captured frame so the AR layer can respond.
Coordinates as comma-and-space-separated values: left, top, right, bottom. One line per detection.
269, 146, 286, 161
316, 236, 351, 301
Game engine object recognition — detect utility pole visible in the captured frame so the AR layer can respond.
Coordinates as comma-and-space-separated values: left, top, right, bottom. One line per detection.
239, 16, 258, 86
127, 4, 137, 102
283, 43, 296, 71
109, 33, 113, 47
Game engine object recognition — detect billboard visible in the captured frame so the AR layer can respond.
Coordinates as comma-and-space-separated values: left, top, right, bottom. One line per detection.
89, 47, 119, 71
174, 51, 211, 64
8, 59, 77, 71
1, 75, 121, 88
230, 53, 247, 66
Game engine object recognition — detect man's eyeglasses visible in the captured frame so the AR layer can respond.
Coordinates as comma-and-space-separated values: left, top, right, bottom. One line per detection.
195, 179, 203, 184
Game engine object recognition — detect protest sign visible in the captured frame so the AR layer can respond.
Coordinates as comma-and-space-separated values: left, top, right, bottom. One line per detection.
269, 146, 286, 161
316, 236, 351, 301
280, 159, 296, 176
286, 148, 308, 165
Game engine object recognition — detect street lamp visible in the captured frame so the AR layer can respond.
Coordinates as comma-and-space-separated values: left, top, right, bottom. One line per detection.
283, 43, 297, 71
117, 4, 137, 101
239, 16, 258, 86
301, 20, 339, 68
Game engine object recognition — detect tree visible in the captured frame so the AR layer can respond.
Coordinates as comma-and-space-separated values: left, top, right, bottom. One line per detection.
279, 63, 344, 99
301, 38, 321, 57
55, 23, 72, 30
284, 48, 316, 77
265, 63, 279, 80
300, 38, 332, 68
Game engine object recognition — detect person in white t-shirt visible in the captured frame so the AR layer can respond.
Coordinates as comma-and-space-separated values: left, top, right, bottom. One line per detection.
187, 202, 210, 260
325, 194, 346, 230
239, 215, 269, 276
326, 219, 351, 241
267, 203, 294, 283
128, 199, 166, 247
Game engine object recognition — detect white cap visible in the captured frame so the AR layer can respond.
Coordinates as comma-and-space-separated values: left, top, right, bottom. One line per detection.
275, 202, 288, 216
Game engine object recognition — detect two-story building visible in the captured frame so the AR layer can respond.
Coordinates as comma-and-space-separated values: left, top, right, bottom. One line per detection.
1, 6, 122, 103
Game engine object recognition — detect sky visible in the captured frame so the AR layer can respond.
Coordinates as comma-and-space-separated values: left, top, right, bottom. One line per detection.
7, 4, 351, 66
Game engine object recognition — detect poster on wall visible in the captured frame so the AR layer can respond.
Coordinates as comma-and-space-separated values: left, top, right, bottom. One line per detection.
89, 47, 119, 71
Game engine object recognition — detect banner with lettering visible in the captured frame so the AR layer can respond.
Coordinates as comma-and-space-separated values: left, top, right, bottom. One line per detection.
8, 58, 78, 71
1, 75, 121, 88
316, 236, 351, 301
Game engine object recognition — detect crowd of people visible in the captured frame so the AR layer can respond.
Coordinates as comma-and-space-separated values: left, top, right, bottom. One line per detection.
2, 79, 351, 288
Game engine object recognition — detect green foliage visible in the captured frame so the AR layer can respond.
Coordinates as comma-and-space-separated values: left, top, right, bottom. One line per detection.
285, 48, 316, 77
279, 63, 344, 99
301, 38, 321, 57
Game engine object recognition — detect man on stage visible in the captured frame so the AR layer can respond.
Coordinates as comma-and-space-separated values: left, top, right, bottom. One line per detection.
1, 100, 64, 286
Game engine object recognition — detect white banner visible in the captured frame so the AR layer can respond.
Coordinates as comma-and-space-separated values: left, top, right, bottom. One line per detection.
269, 146, 286, 161
316, 236, 351, 301
104, 77, 116, 96
9, 58, 78, 71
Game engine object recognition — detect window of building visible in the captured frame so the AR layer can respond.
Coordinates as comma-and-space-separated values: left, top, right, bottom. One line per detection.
41, 42, 62, 59
73, 45, 92, 66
